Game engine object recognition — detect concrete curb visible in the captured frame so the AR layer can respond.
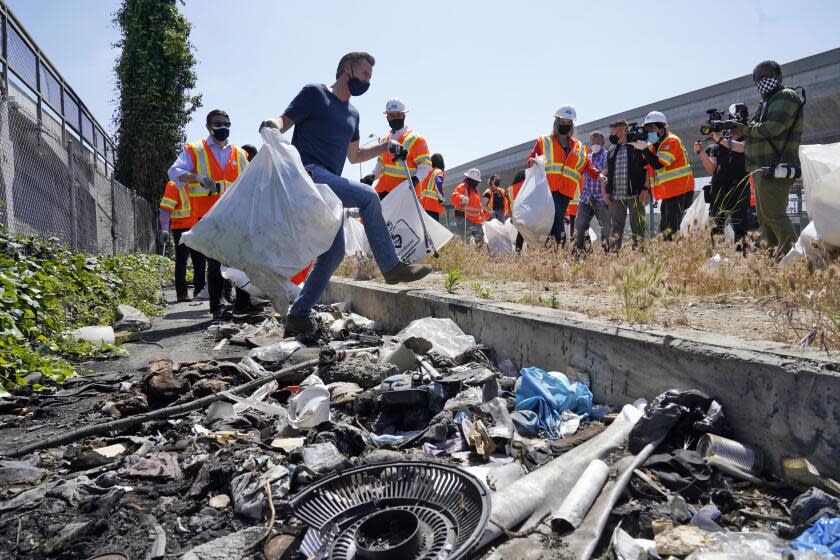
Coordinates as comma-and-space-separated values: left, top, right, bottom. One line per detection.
324, 278, 839, 478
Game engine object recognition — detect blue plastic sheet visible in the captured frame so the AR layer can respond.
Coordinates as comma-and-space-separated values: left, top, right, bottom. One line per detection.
792, 516, 840, 555
514, 368, 593, 439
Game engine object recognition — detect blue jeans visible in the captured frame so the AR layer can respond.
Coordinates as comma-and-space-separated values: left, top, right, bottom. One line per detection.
289, 165, 400, 316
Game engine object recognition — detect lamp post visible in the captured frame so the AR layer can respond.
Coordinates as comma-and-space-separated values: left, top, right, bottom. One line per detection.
359, 134, 380, 179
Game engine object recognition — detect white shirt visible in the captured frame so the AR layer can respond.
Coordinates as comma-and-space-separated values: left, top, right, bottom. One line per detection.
371, 127, 432, 183
167, 135, 233, 186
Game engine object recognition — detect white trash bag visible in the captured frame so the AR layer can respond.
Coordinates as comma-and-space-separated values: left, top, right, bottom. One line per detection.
183, 128, 342, 315
483, 219, 513, 255
395, 317, 476, 359
780, 221, 827, 268
512, 156, 554, 246
343, 211, 371, 257
679, 192, 708, 237
380, 181, 453, 263
800, 142, 840, 246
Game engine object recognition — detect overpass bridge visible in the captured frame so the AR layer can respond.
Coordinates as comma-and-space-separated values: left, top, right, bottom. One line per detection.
443, 48, 840, 210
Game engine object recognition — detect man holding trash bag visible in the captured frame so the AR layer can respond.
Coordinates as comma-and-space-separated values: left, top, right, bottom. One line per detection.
451, 168, 490, 247
527, 105, 605, 248
168, 109, 249, 320
260, 51, 431, 336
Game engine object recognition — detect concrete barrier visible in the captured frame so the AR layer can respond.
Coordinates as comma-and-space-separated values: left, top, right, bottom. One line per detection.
324, 278, 840, 478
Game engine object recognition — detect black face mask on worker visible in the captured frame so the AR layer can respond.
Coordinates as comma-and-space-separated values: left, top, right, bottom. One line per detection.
211, 127, 230, 141
556, 124, 572, 135
388, 118, 405, 131
609, 134, 620, 145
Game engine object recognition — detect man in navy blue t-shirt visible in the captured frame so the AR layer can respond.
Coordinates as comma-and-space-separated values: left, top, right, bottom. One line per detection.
261, 51, 432, 336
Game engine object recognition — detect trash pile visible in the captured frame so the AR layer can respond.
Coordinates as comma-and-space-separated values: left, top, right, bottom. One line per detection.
0, 306, 838, 559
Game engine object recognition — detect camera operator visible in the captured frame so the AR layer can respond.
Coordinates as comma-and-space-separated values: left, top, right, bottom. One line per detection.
734, 60, 805, 255
694, 123, 749, 249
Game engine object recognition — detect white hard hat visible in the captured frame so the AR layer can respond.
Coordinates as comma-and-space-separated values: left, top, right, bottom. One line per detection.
384, 98, 408, 113
464, 168, 481, 182
553, 105, 577, 122
643, 111, 667, 125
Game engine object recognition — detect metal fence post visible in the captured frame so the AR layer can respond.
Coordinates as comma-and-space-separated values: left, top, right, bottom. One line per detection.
110, 176, 118, 255
131, 190, 138, 252
67, 143, 78, 249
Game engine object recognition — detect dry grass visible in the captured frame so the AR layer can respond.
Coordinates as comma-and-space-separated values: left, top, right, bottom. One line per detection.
337, 229, 840, 350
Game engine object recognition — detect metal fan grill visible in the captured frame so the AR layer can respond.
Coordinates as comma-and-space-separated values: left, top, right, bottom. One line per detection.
290, 461, 491, 560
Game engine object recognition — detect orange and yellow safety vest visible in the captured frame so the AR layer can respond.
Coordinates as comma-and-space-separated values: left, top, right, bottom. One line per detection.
451, 182, 489, 224
374, 129, 431, 194
159, 180, 197, 229
646, 133, 694, 200
184, 140, 248, 218
417, 168, 445, 213
532, 135, 590, 198
482, 187, 510, 217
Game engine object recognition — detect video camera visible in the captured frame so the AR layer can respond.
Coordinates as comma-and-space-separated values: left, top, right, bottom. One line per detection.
699, 103, 748, 136
626, 122, 647, 143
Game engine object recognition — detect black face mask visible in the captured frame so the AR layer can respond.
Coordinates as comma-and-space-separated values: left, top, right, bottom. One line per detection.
609, 134, 620, 145
211, 127, 230, 141
388, 118, 404, 131
556, 124, 572, 135
348, 67, 370, 96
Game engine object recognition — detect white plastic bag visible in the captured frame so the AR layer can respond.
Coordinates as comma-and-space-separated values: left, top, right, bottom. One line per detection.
800, 142, 840, 246
780, 221, 826, 267
343, 211, 371, 257
483, 219, 513, 254
221, 266, 303, 304
182, 128, 342, 315
380, 181, 453, 263
395, 317, 476, 359
503, 218, 519, 245
512, 156, 554, 246
679, 192, 708, 237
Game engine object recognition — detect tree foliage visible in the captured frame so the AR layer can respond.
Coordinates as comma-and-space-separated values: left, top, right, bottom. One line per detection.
113, 0, 201, 203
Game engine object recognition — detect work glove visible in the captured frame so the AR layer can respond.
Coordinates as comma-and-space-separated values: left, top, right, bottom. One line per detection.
411, 175, 419, 186
159, 230, 170, 245
631, 140, 649, 151
387, 140, 409, 161
360, 174, 375, 186
259, 118, 282, 132
460, 196, 469, 206
197, 175, 217, 193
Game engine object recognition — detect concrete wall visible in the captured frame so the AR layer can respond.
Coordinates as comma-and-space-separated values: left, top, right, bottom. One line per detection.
444, 48, 840, 195
324, 278, 840, 478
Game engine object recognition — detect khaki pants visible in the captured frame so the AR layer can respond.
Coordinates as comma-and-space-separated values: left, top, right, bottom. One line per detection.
754, 174, 796, 255
608, 196, 647, 250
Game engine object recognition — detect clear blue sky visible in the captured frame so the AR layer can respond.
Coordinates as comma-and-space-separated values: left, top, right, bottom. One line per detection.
8, 0, 840, 179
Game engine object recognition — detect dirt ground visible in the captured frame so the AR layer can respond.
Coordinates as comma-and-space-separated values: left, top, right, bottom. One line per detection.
360, 272, 782, 346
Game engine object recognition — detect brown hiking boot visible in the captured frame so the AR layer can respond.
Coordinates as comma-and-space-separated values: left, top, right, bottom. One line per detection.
285, 314, 315, 337
381, 262, 432, 285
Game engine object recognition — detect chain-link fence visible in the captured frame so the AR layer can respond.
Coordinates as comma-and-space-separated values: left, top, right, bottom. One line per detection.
0, 94, 155, 254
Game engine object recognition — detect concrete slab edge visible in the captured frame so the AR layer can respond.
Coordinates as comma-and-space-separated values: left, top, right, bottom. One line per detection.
324, 278, 839, 478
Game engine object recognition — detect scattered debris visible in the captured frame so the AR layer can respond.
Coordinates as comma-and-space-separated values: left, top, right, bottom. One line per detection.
0, 307, 824, 559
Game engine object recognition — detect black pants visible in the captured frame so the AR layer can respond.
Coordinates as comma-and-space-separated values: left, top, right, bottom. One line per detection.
426, 210, 439, 222
172, 229, 206, 300
207, 257, 224, 311
378, 191, 388, 201
549, 191, 572, 246
710, 182, 750, 245
515, 232, 524, 252
659, 191, 695, 240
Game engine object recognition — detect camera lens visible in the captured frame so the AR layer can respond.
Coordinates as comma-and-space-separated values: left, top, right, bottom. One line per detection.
700, 125, 711, 135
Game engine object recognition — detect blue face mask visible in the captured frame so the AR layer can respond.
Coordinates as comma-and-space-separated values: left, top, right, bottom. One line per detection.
348, 67, 370, 97
647, 131, 660, 144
